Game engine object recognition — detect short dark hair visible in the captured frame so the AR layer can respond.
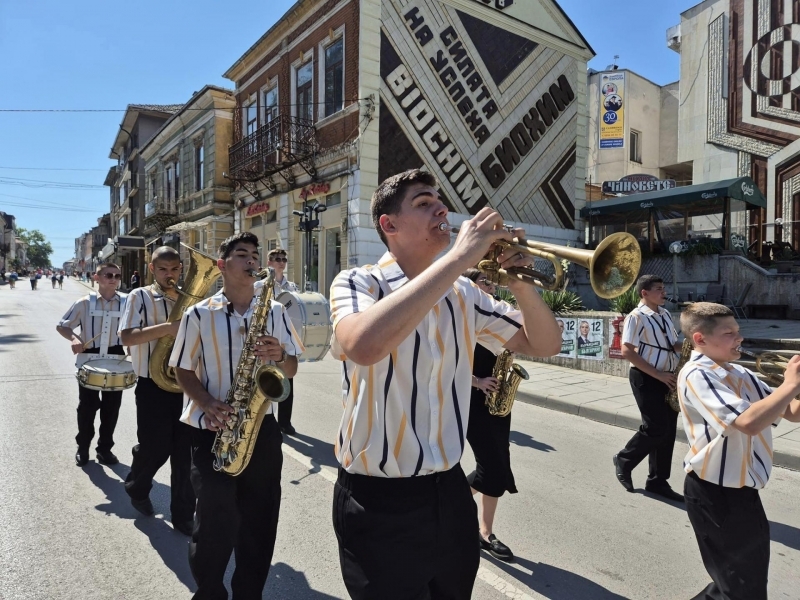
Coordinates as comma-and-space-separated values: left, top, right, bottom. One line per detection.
218, 232, 259, 259
680, 302, 735, 337
96, 262, 121, 274
151, 246, 181, 264
635, 274, 664, 298
371, 169, 438, 246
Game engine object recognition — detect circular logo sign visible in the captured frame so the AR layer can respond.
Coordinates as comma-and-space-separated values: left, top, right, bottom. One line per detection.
603, 111, 618, 124
744, 25, 800, 97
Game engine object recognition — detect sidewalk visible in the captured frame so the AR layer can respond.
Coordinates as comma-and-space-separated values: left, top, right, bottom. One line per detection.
514, 358, 800, 471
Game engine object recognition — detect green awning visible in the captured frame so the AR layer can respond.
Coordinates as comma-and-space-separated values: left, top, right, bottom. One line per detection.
580, 177, 766, 218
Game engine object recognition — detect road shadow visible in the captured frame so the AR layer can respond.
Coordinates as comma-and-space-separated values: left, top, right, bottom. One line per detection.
282, 431, 337, 484
0, 333, 38, 346
509, 430, 556, 453
483, 554, 630, 600
770, 520, 800, 551
262, 562, 342, 599
636, 489, 687, 510
83, 461, 195, 591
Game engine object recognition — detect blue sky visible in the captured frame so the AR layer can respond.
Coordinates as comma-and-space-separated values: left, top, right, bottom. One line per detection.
0, 0, 698, 266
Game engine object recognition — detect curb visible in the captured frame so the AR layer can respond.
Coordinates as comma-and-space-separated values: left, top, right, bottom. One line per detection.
515, 390, 800, 472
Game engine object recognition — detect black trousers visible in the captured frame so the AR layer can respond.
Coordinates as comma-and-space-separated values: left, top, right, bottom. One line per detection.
76, 346, 125, 454
684, 472, 770, 600
275, 378, 294, 428
332, 463, 479, 600
124, 377, 195, 522
616, 367, 677, 486
189, 418, 283, 600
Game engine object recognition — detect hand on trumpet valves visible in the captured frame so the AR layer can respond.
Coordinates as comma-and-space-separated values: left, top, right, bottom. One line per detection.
446, 207, 515, 269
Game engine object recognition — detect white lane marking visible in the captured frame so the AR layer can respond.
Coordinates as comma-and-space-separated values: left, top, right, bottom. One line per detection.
281, 444, 541, 599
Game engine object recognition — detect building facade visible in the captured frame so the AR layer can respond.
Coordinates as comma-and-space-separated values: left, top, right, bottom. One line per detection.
139, 86, 236, 284
674, 0, 800, 251
224, 0, 593, 296
0, 211, 16, 272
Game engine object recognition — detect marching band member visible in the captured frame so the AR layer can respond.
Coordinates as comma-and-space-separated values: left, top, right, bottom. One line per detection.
118, 246, 195, 535
170, 232, 302, 600
462, 268, 518, 563
267, 247, 300, 436
56, 263, 127, 467
613, 274, 683, 501
329, 169, 561, 599
678, 303, 800, 600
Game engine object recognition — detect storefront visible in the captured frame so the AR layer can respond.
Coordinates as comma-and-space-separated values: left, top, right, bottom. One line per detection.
581, 177, 767, 258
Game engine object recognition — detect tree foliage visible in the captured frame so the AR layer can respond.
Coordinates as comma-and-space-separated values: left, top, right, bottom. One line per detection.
16, 227, 54, 269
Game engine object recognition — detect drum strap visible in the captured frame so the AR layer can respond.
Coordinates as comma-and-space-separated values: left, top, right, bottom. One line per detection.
89, 293, 124, 359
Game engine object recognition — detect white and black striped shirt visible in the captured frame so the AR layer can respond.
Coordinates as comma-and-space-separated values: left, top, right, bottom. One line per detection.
621, 302, 679, 371
118, 285, 175, 378
59, 292, 126, 349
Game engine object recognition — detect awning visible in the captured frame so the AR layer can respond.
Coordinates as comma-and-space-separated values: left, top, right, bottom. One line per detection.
116, 235, 146, 250
580, 177, 767, 218
165, 215, 231, 232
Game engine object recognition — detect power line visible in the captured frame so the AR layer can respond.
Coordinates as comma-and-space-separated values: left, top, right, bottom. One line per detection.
0, 166, 108, 172
0, 192, 101, 210
0, 176, 105, 190
0, 99, 370, 113
0, 202, 98, 213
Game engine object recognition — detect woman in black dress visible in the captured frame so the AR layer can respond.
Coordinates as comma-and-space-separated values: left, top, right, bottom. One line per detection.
463, 268, 517, 562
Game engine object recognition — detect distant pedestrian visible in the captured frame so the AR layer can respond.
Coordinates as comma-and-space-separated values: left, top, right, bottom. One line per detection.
9, 270, 17, 289
130, 270, 140, 290
51, 272, 58, 289
58, 272, 64, 289
29, 271, 37, 290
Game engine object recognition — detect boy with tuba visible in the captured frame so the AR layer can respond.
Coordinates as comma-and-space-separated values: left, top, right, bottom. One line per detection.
171, 232, 302, 600
678, 303, 800, 600
118, 246, 195, 535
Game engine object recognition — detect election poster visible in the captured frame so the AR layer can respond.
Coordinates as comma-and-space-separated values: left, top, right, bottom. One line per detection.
577, 318, 604, 360
599, 71, 625, 149
608, 316, 625, 359
556, 317, 577, 359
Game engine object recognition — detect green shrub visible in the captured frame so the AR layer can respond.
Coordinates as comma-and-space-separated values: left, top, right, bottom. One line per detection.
608, 286, 640, 314
541, 289, 584, 314
494, 287, 518, 307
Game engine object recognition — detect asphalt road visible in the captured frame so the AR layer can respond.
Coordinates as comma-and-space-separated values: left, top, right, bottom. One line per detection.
1, 278, 799, 600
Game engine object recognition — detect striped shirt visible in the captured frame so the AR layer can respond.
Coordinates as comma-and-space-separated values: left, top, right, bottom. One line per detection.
118, 285, 176, 378
59, 292, 126, 349
678, 351, 777, 489
274, 276, 299, 297
168, 285, 304, 429
329, 252, 523, 478
621, 302, 679, 371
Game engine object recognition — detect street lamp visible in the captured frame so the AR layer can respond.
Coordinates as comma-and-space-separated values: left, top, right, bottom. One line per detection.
293, 201, 327, 291
669, 241, 683, 303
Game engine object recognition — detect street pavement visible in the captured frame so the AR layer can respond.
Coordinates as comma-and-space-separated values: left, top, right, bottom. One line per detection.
1, 278, 799, 600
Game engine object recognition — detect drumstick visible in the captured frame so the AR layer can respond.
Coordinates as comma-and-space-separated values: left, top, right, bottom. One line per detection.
82, 333, 103, 349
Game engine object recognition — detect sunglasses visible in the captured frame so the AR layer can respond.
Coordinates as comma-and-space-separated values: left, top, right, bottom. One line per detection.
269, 256, 288, 263
100, 273, 122, 280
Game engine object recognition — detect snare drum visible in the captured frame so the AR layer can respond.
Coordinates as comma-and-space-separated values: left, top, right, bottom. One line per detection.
77, 358, 137, 391
276, 291, 332, 362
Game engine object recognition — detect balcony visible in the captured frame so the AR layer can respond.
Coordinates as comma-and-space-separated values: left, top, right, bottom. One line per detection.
229, 115, 318, 182
142, 197, 179, 234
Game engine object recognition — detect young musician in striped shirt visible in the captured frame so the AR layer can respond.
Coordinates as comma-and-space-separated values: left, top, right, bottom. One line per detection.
678, 303, 800, 600
170, 232, 302, 600
118, 246, 194, 535
56, 262, 127, 467
329, 169, 562, 599
613, 274, 684, 501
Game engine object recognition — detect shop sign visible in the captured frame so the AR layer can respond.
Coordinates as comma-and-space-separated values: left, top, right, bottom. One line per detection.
246, 202, 270, 217
602, 174, 676, 195
299, 183, 330, 200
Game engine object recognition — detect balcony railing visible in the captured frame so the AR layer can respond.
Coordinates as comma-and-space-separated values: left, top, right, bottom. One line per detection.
145, 198, 177, 219
229, 115, 318, 181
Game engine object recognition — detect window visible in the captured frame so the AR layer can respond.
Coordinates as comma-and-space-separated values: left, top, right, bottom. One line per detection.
296, 60, 314, 122
324, 38, 344, 117
250, 215, 263, 228
119, 217, 127, 236
165, 166, 173, 202
195, 145, 204, 191
267, 238, 278, 251
121, 181, 127, 206
629, 130, 641, 163
244, 100, 258, 136
150, 174, 157, 201
266, 209, 277, 223
325, 191, 341, 207
175, 160, 181, 199
263, 87, 278, 124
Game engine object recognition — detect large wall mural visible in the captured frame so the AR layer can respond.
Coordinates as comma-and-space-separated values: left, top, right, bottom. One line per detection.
378, 0, 587, 228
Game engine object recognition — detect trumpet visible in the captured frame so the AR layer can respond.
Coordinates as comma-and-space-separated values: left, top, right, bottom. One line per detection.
737, 347, 796, 391
439, 223, 642, 299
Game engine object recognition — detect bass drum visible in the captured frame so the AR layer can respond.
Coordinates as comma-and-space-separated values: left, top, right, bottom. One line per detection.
276, 291, 332, 362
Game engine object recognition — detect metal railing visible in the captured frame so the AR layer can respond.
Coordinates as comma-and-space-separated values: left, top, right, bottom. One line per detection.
229, 115, 317, 180
144, 198, 177, 218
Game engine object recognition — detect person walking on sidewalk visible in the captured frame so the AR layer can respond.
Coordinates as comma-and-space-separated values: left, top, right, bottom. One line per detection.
267, 247, 300, 436
118, 247, 195, 536
613, 274, 684, 502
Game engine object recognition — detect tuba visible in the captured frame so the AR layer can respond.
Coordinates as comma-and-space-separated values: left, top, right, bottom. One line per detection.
212, 267, 290, 476
149, 244, 221, 393
485, 349, 529, 417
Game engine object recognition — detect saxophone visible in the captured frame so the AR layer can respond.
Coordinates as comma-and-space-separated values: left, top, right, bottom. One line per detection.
212, 267, 291, 476
149, 245, 221, 393
665, 338, 693, 412
485, 350, 530, 417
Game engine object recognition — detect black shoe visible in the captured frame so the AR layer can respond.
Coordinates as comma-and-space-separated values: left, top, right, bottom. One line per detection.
645, 485, 685, 502
479, 533, 515, 562
96, 450, 119, 465
613, 454, 634, 492
131, 497, 155, 517
280, 424, 296, 436
173, 520, 194, 536
75, 450, 89, 467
